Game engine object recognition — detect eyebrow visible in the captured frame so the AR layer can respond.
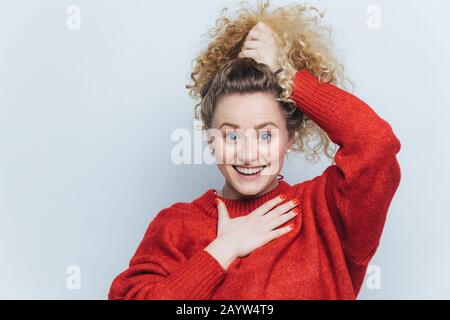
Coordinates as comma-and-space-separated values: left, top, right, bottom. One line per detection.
218, 121, 279, 130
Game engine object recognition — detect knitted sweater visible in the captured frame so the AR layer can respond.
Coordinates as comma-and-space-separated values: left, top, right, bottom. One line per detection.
108, 69, 402, 300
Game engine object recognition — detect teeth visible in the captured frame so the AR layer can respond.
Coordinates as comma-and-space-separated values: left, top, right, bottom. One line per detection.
234, 166, 265, 175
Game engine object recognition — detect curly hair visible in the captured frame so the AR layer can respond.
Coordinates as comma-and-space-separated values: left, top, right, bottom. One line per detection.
186, 0, 352, 162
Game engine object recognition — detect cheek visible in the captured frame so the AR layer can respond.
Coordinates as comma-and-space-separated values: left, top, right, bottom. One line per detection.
213, 139, 235, 165
265, 133, 287, 160
263, 134, 288, 172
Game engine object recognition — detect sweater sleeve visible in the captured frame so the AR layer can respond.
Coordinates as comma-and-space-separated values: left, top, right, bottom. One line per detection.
290, 69, 402, 263
108, 206, 227, 300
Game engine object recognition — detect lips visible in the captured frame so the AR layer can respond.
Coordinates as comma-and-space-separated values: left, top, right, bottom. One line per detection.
232, 165, 267, 176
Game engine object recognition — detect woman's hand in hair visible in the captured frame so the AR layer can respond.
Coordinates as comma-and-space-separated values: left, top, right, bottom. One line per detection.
238, 22, 281, 73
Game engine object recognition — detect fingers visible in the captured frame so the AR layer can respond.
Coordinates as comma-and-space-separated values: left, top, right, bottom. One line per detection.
254, 21, 272, 32
263, 198, 299, 222
250, 194, 287, 217
215, 198, 229, 222
242, 40, 260, 50
238, 48, 259, 60
265, 208, 299, 231
246, 29, 262, 41
248, 22, 274, 39
267, 224, 295, 241
239, 22, 276, 61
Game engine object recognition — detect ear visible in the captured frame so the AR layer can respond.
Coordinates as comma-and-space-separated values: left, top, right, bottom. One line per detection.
204, 129, 215, 156
205, 127, 223, 146
204, 126, 213, 145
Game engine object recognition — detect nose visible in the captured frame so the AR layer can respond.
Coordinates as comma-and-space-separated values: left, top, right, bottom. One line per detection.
239, 131, 259, 165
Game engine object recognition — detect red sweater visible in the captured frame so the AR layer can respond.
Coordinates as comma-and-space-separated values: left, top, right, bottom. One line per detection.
108, 69, 401, 300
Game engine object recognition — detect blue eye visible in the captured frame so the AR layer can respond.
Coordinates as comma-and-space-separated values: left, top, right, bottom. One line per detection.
260, 131, 272, 142
226, 132, 238, 141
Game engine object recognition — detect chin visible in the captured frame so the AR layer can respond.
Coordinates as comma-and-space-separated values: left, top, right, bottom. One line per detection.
232, 183, 265, 196
228, 164, 275, 196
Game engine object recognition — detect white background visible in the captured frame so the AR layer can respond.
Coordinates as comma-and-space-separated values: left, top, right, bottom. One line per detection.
0, 0, 449, 299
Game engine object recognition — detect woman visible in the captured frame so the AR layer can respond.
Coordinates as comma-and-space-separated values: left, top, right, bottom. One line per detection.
108, 2, 401, 300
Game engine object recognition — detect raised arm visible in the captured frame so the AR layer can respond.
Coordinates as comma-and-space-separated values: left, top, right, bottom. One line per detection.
108, 207, 227, 300
291, 69, 402, 262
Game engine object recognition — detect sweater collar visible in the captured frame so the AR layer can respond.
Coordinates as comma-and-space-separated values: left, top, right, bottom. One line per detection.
192, 179, 293, 219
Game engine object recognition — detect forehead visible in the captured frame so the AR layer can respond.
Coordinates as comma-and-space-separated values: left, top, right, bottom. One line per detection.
212, 92, 284, 128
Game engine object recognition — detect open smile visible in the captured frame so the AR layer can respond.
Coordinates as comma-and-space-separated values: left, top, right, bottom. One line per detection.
232, 165, 268, 176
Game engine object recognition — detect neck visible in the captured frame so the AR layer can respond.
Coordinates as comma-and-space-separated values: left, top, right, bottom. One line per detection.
220, 178, 279, 200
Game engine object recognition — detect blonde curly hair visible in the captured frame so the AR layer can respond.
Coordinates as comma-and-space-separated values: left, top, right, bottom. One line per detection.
186, 0, 352, 162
